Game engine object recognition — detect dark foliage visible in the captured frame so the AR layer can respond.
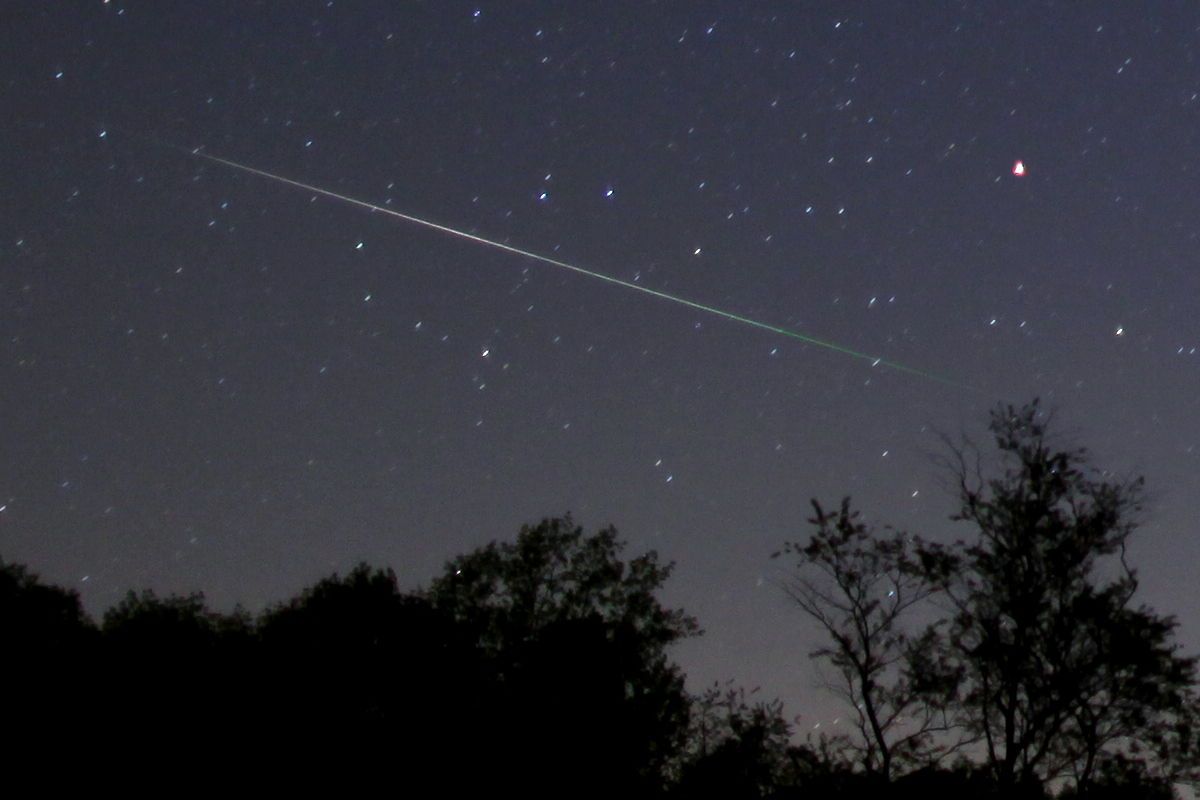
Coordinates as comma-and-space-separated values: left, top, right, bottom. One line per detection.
1, 558, 94, 649
3, 558, 96, 753
672, 682, 798, 798
3, 518, 700, 794
424, 515, 699, 794
771, 401, 1197, 798
4, 407, 1197, 798
914, 402, 1198, 793
95, 589, 256, 757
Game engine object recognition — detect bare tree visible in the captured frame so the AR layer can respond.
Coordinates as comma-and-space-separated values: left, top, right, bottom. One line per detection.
774, 498, 957, 781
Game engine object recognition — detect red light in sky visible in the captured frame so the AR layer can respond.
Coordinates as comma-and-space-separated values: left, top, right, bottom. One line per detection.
1012, 160, 1026, 176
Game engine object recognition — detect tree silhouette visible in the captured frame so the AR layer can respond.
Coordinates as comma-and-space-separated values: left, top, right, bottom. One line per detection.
3, 558, 95, 746
258, 564, 416, 724
890, 758, 1025, 800
103, 588, 253, 649
672, 682, 798, 798
97, 589, 255, 755
5, 427, 1195, 798
425, 515, 699, 794
917, 401, 1198, 795
773, 498, 957, 781
1058, 752, 1178, 800
255, 563, 486, 775
1, 558, 93, 649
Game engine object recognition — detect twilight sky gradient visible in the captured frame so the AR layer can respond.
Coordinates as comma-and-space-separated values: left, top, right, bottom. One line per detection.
4, 1, 1200, 729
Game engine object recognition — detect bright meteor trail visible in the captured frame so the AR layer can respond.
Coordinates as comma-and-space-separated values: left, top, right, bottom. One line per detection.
184, 146, 966, 389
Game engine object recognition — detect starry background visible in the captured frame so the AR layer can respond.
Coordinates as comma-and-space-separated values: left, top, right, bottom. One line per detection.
4, 1, 1200, 731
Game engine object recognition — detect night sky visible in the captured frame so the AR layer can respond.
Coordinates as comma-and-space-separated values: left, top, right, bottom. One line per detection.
5, 2, 1200, 730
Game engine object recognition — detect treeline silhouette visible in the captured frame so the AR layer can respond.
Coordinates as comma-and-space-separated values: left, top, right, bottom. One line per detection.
5, 403, 1195, 798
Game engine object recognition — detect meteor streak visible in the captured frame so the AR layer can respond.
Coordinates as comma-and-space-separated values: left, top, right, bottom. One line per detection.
184, 146, 967, 389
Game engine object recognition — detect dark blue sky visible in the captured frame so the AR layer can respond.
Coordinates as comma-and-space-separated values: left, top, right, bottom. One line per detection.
4, 1, 1199, 730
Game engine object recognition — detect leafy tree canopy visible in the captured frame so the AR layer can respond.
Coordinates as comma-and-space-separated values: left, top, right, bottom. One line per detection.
426, 515, 699, 653
917, 401, 1198, 793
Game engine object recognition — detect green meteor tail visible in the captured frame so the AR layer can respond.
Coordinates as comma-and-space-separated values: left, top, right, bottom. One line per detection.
181, 145, 972, 391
